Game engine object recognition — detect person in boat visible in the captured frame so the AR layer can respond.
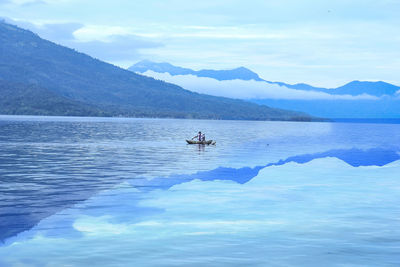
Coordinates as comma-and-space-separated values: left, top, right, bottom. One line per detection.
192, 131, 202, 141
201, 133, 206, 141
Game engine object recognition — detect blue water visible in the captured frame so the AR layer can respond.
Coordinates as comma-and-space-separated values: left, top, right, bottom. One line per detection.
0, 115, 399, 266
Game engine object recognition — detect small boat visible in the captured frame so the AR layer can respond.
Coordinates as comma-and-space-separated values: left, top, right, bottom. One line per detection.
186, 140, 215, 145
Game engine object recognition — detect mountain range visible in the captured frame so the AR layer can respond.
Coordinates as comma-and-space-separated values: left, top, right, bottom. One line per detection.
130, 60, 400, 97
130, 60, 264, 82
0, 21, 315, 121
129, 60, 400, 118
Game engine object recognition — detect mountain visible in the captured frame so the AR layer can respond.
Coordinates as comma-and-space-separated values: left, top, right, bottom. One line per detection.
130, 60, 400, 97
276, 81, 400, 97
330, 81, 399, 96
129, 60, 263, 81
130, 60, 195, 76
0, 80, 108, 116
251, 98, 400, 119
0, 22, 316, 121
254, 81, 400, 118
271, 82, 327, 93
130, 60, 400, 119
272, 81, 400, 97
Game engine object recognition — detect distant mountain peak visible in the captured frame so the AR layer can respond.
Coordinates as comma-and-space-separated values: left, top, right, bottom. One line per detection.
233, 66, 252, 72
129, 60, 263, 81
231, 66, 258, 75
344, 80, 382, 86
129, 61, 400, 97
130, 60, 194, 76
333, 80, 400, 96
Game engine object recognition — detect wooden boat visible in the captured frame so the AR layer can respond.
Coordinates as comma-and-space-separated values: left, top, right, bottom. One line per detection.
186, 140, 215, 145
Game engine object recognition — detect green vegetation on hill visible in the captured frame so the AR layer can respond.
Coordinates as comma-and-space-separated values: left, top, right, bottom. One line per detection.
0, 21, 317, 121
0, 81, 109, 116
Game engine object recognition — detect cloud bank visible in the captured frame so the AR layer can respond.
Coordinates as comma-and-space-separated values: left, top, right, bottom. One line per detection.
142, 71, 379, 101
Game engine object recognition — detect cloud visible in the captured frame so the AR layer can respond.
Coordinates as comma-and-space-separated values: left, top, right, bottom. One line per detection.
1, 17, 83, 41
69, 35, 162, 61
2, 0, 71, 5
0, 0, 46, 6
142, 71, 379, 101
1, 18, 163, 61
72, 25, 132, 42
10, 0, 44, 4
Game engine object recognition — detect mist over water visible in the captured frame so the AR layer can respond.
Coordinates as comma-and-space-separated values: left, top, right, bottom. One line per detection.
1, 115, 399, 266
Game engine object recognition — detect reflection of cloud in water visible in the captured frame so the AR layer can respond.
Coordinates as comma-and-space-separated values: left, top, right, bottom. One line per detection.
1, 157, 399, 266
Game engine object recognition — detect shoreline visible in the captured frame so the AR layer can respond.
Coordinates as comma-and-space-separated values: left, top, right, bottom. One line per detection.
2, 114, 400, 124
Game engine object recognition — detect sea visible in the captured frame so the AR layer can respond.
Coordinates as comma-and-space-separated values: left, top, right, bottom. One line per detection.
0, 115, 399, 266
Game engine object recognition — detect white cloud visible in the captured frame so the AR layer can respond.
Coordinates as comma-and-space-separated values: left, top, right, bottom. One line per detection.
5, 0, 70, 5
69, 35, 162, 61
171, 32, 289, 40
142, 71, 379, 101
73, 25, 132, 42
1, 18, 162, 61
5, 0, 42, 4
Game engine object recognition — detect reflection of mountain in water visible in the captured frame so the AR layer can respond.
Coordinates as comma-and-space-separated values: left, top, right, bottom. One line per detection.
2, 147, 398, 242
138, 148, 400, 188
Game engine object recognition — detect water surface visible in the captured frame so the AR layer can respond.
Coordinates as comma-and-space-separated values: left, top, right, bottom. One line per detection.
0, 115, 399, 266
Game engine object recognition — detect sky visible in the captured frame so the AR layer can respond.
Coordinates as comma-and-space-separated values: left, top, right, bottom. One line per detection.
1, 0, 400, 87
